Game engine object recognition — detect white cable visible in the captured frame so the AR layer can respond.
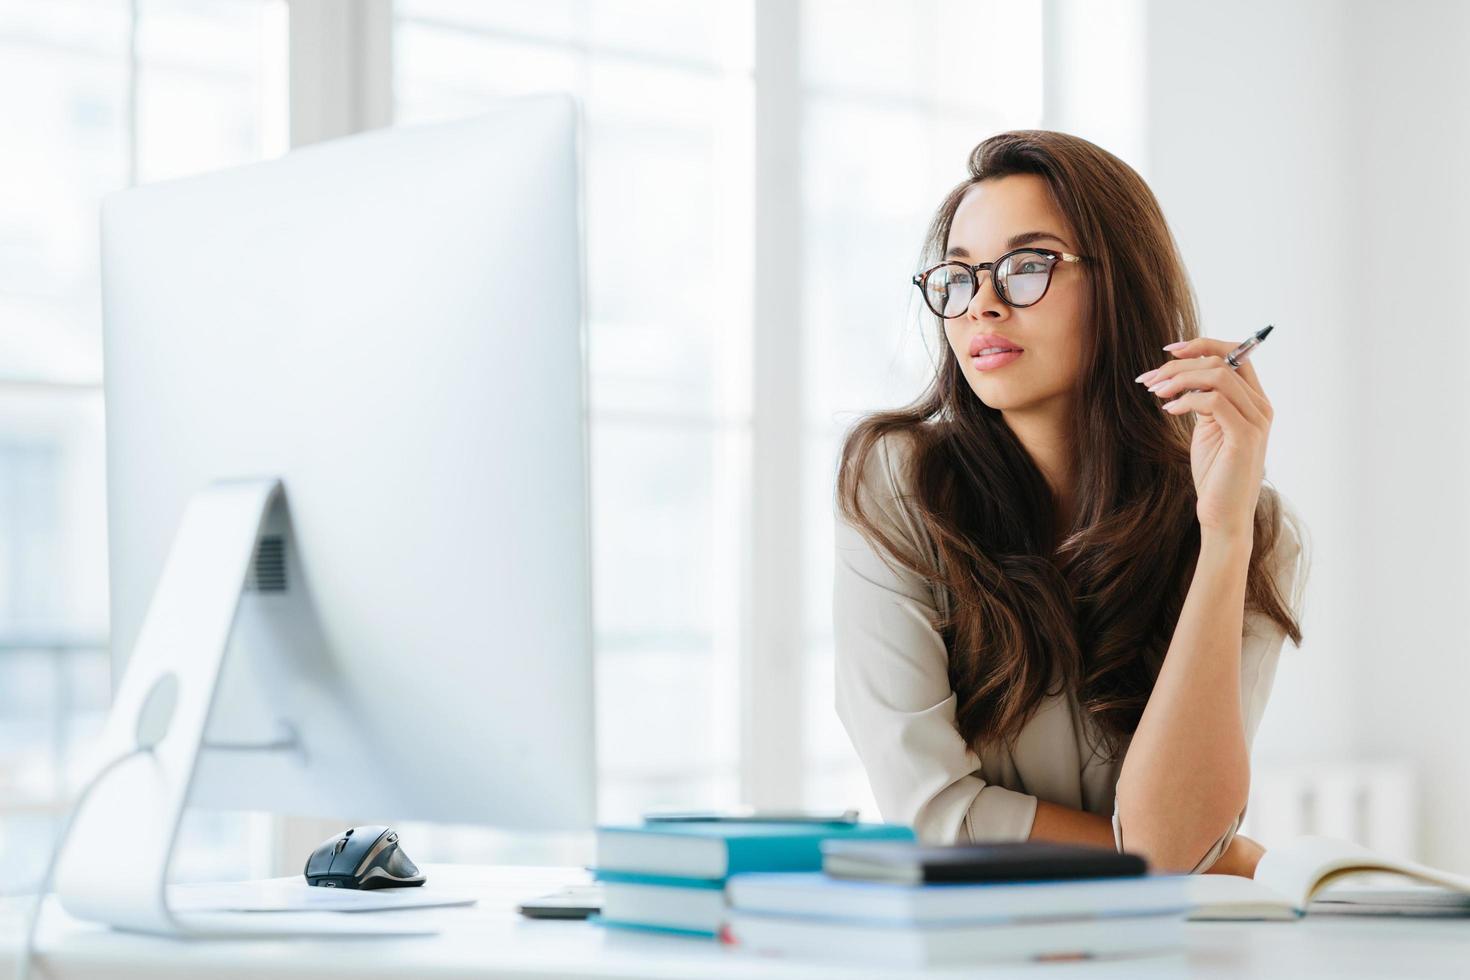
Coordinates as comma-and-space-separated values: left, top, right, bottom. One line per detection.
15, 748, 147, 980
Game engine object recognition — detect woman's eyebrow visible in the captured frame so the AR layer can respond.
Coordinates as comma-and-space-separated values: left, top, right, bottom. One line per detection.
946, 231, 1069, 259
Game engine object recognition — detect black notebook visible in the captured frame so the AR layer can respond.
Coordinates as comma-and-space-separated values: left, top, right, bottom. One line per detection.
819, 840, 1148, 885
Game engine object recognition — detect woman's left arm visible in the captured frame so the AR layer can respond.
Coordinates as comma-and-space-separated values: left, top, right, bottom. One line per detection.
1117, 336, 1278, 873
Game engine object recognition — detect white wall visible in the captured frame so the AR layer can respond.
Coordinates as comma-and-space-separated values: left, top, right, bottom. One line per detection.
1340, 0, 1470, 873
1049, 0, 1470, 870
1141, 0, 1362, 765
1042, 0, 1147, 177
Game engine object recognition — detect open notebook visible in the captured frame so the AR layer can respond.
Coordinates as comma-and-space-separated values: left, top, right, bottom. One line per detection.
1187, 835, 1470, 920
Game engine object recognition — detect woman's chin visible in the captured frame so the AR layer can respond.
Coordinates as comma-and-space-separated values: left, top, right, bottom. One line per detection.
969, 382, 1053, 414
968, 379, 1024, 408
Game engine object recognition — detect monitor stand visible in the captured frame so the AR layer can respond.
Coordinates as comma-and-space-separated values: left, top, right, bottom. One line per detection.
48, 478, 431, 938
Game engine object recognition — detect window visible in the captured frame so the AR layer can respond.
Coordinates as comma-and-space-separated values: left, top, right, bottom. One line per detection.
395, 0, 1046, 835
1, 0, 1047, 880
0, 0, 287, 888
798, 0, 1045, 814
395, 1, 756, 834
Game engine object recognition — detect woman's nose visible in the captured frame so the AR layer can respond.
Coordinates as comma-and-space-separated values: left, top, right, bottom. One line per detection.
966, 271, 1007, 319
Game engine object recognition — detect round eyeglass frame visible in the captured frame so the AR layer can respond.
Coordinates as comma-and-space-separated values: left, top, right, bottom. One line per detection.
911, 247, 1087, 317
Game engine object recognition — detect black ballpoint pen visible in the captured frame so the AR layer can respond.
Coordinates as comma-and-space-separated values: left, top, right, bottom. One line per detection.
1226, 324, 1273, 368
1180, 324, 1272, 394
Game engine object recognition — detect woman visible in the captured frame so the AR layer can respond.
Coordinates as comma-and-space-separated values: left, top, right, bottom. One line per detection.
833, 130, 1309, 877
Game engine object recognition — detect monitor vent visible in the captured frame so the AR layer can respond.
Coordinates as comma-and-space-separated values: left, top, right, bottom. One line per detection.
248, 535, 288, 593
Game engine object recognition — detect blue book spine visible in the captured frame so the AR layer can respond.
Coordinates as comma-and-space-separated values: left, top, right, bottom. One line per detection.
722, 824, 916, 875
588, 914, 716, 939
592, 869, 726, 889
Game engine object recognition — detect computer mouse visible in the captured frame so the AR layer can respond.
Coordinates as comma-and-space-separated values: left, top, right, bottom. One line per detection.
303, 825, 426, 889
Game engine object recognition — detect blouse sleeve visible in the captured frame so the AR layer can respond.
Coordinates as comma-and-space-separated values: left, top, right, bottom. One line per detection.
1110, 494, 1308, 872
832, 431, 1039, 845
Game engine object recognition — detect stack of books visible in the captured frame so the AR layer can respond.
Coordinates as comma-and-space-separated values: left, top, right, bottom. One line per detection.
722, 840, 1191, 968
587, 819, 916, 937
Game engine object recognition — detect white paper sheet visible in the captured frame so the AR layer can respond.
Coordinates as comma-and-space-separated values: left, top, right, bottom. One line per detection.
168, 876, 480, 913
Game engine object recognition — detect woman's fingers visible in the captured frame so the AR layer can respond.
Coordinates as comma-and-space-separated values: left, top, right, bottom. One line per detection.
1161, 386, 1255, 440
1147, 361, 1271, 427
1142, 337, 1266, 399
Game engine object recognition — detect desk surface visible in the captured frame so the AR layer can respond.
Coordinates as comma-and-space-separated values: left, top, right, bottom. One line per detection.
4, 864, 1470, 979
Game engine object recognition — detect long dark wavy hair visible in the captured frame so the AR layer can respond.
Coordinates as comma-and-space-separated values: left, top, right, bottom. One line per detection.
836, 130, 1304, 761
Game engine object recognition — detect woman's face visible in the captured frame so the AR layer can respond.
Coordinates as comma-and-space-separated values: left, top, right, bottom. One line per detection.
941, 174, 1088, 415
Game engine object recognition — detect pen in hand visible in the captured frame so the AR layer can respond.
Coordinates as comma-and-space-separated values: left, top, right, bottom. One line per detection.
1226, 324, 1272, 367
1182, 324, 1272, 393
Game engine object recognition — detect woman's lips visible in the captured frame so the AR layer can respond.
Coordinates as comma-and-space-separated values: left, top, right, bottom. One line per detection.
971, 350, 1024, 371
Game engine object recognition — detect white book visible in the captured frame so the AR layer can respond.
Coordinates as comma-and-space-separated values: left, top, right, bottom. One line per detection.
726, 870, 1188, 924
724, 910, 1184, 968
1187, 835, 1470, 920
600, 881, 727, 933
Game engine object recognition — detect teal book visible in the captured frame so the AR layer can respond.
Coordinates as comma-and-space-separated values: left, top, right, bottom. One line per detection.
587, 913, 716, 939
594, 821, 916, 879
590, 870, 729, 936
592, 869, 725, 888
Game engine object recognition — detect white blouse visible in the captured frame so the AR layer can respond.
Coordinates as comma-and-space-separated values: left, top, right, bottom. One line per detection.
833, 428, 1307, 873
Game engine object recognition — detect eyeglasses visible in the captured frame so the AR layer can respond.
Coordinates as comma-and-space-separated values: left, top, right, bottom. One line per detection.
911, 247, 1086, 318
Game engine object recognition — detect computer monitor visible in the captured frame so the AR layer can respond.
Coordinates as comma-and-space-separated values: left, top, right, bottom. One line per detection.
54, 93, 595, 933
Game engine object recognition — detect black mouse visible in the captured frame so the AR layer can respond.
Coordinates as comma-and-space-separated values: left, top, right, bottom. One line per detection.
304, 825, 426, 889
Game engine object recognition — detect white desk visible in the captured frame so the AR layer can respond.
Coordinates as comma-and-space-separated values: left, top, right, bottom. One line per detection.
4, 864, 1469, 979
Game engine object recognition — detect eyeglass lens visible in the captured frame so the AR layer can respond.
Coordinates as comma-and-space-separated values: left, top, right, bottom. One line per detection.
922, 251, 1055, 316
